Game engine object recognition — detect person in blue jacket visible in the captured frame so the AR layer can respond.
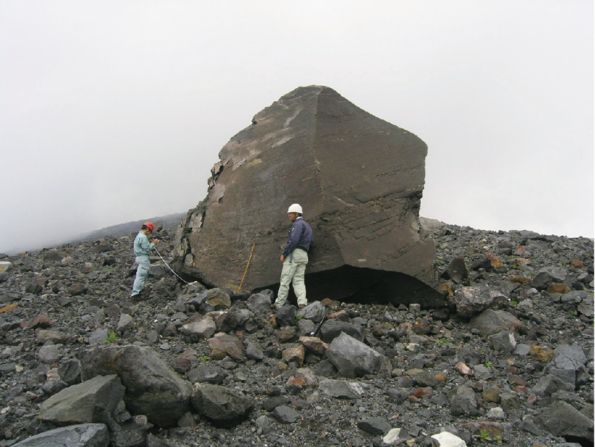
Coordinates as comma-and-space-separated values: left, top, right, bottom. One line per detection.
130, 222, 160, 299
272, 204, 313, 309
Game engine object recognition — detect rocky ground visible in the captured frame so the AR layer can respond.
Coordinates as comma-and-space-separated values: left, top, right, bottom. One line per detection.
0, 220, 593, 447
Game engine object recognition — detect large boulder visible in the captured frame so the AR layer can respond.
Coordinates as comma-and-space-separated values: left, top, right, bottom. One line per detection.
173, 86, 442, 307
79, 345, 192, 428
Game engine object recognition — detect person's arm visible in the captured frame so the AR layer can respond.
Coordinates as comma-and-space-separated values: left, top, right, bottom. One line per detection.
282, 221, 303, 257
138, 234, 155, 255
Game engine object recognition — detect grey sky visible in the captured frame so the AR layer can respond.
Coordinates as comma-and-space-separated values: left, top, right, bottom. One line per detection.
1, 1, 593, 254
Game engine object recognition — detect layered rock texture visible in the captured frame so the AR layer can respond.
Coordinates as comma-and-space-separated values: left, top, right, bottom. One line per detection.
174, 86, 442, 307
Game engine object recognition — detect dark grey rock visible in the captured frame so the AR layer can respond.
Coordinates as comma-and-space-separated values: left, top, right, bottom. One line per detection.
357, 417, 391, 436
89, 329, 109, 345
190, 383, 254, 427
469, 309, 522, 337
326, 332, 390, 378
255, 415, 275, 435
297, 301, 326, 323
173, 86, 442, 307
535, 400, 594, 442
449, 385, 478, 416
263, 396, 291, 412
320, 319, 364, 343
11, 423, 109, 447
452, 285, 507, 318
25, 281, 42, 294
560, 290, 589, 303
553, 344, 588, 371
246, 293, 272, 315
38, 344, 63, 364
413, 370, 440, 387
276, 305, 297, 327
488, 330, 517, 353
577, 293, 594, 317
245, 342, 264, 361
319, 378, 364, 399
39, 374, 124, 425
441, 257, 468, 284
271, 405, 299, 424
80, 345, 193, 428
187, 366, 227, 385
531, 267, 568, 290
533, 374, 575, 396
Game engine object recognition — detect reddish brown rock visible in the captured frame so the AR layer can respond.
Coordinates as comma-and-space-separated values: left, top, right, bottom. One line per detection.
414, 388, 432, 398
207, 333, 245, 362
298, 336, 329, 356
530, 345, 554, 362
27, 315, 53, 330
547, 283, 571, 295
328, 310, 350, 321
282, 346, 306, 367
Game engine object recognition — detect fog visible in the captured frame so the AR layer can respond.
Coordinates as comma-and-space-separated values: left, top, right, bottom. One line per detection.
1, 1, 593, 254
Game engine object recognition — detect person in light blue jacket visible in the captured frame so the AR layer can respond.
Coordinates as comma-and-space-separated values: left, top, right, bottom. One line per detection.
130, 222, 160, 298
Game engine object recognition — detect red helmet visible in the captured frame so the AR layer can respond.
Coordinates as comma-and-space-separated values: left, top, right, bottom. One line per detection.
144, 222, 155, 232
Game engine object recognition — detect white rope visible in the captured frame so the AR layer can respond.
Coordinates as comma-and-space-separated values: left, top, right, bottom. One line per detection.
153, 246, 200, 288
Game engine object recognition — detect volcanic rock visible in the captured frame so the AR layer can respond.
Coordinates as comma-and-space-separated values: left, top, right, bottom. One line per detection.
79, 345, 193, 427
11, 424, 110, 447
325, 332, 390, 378
0, 208, 592, 447
191, 383, 254, 427
39, 374, 124, 425
173, 86, 442, 307
535, 400, 594, 442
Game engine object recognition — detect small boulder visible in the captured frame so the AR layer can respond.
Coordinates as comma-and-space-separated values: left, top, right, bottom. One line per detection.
39, 374, 124, 425
449, 385, 478, 416
319, 378, 365, 399
357, 417, 391, 436
320, 319, 364, 343
207, 333, 245, 361
469, 310, 522, 337
191, 383, 253, 427
452, 285, 507, 318
535, 400, 593, 443
326, 332, 390, 378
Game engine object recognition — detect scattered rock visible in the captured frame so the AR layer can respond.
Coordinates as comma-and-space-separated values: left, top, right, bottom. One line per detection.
191, 383, 254, 427
0, 212, 592, 447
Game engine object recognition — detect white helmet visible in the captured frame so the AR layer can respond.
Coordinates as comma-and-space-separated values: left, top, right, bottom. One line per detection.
287, 204, 303, 214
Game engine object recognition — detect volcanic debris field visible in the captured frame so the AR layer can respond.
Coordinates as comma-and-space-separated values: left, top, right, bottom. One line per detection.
0, 221, 593, 447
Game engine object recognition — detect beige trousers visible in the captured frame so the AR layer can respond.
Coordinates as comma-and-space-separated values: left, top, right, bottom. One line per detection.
275, 249, 308, 307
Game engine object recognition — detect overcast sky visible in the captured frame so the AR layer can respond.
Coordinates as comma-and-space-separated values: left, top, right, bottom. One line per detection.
1, 1, 593, 254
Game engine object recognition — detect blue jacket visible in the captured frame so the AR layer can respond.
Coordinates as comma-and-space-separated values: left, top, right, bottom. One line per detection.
133, 231, 155, 257
282, 217, 313, 257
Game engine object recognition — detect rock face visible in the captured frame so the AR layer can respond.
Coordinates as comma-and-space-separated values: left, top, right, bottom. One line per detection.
173, 85, 442, 307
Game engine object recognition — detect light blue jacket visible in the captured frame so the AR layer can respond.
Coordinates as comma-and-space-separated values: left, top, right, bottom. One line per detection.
133, 231, 154, 258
